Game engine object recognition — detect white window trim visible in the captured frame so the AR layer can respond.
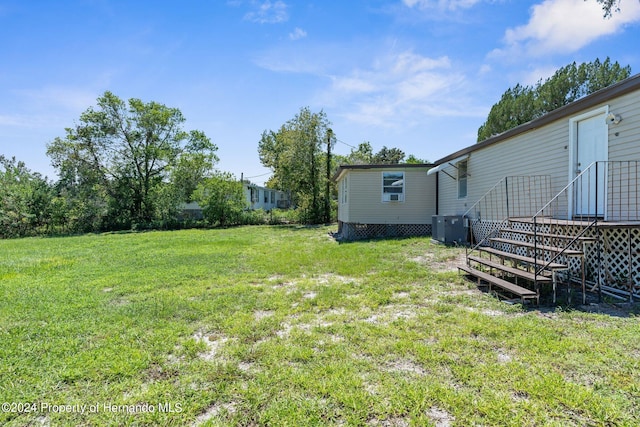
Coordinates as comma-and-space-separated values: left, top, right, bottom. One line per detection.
381, 171, 405, 203
457, 160, 468, 199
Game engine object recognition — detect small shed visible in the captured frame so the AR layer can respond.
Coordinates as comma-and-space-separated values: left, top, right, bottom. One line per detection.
333, 163, 436, 240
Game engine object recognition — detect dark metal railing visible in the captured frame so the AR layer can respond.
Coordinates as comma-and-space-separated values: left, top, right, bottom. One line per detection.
532, 161, 640, 301
464, 175, 552, 252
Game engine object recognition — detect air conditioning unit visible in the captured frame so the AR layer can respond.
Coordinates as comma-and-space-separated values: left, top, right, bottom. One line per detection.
432, 215, 467, 245
383, 193, 404, 202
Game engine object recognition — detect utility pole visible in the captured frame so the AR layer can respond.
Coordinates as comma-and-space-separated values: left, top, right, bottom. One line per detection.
325, 129, 333, 224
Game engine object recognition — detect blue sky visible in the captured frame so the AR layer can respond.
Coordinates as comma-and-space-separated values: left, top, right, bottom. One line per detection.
2, 0, 640, 185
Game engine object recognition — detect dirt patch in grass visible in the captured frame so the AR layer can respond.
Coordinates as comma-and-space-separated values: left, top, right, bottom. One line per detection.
427, 406, 455, 427
193, 331, 228, 361
411, 251, 466, 272
193, 402, 237, 426
384, 358, 427, 376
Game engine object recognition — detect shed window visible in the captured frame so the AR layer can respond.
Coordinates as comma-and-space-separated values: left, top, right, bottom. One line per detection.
382, 171, 404, 202
458, 160, 468, 199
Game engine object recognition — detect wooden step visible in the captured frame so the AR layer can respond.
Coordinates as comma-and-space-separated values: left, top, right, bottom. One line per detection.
489, 237, 583, 256
458, 265, 538, 303
467, 256, 552, 284
477, 247, 568, 270
508, 217, 596, 227
499, 228, 597, 243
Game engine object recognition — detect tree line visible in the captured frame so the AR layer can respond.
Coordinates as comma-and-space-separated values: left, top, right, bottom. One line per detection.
1, 92, 237, 238
1, 94, 422, 238
477, 58, 631, 141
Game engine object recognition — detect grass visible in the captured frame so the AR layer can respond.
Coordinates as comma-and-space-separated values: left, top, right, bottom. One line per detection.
0, 225, 638, 426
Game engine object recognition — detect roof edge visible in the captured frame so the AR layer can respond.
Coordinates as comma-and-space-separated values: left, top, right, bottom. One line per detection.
332, 163, 434, 181
434, 72, 640, 165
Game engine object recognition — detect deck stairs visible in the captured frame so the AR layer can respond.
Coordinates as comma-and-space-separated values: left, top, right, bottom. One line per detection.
458, 162, 640, 304
457, 172, 602, 304
460, 217, 596, 304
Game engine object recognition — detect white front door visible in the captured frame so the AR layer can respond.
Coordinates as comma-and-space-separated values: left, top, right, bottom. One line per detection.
574, 112, 608, 217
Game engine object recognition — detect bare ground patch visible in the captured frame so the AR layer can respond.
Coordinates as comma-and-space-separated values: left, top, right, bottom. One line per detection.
411, 251, 466, 272
192, 402, 237, 427
193, 331, 228, 361
427, 406, 455, 427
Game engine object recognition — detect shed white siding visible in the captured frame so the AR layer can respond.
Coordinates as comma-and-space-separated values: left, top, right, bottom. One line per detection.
337, 166, 436, 224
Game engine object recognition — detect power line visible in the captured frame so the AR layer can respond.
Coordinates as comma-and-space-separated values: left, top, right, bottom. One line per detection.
336, 138, 356, 149
244, 171, 272, 179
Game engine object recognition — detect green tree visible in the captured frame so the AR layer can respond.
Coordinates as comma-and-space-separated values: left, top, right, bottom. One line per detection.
477, 84, 536, 141
477, 58, 631, 141
258, 107, 332, 224
405, 154, 429, 164
0, 156, 53, 238
593, 0, 622, 17
372, 146, 405, 164
194, 172, 246, 226
345, 142, 374, 164
47, 91, 218, 230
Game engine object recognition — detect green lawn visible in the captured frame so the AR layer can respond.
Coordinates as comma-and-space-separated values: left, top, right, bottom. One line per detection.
0, 226, 638, 426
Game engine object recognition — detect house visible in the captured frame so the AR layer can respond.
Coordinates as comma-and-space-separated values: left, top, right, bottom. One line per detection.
244, 184, 290, 210
333, 164, 436, 240
180, 183, 290, 219
429, 73, 640, 303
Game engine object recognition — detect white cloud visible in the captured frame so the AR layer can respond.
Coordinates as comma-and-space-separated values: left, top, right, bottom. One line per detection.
321, 50, 482, 128
17, 86, 98, 112
244, 1, 288, 24
289, 27, 307, 40
492, 0, 640, 59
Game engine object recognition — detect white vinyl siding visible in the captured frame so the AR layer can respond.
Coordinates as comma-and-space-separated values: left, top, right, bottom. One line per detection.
437, 88, 640, 219
438, 122, 568, 217
337, 167, 436, 224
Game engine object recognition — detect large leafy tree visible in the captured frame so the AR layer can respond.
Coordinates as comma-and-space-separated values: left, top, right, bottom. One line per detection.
194, 171, 246, 227
477, 58, 631, 141
47, 91, 218, 229
372, 146, 406, 164
0, 156, 53, 238
258, 107, 332, 223
335, 142, 417, 165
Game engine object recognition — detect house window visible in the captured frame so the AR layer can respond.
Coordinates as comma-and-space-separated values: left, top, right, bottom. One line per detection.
382, 171, 404, 202
458, 160, 468, 199
342, 177, 348, 204
264, 190, 268, 203
270, 191, 275, 204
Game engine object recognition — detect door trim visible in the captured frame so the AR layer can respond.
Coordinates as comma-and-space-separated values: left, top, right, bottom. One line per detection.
567, 105, 609, 219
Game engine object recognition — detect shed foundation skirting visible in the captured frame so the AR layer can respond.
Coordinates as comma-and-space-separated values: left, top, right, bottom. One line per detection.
337, 221, 431, 241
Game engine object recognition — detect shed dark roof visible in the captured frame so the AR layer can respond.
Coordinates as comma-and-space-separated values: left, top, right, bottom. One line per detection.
332, 163, 433, 182
434, 72, 640, 165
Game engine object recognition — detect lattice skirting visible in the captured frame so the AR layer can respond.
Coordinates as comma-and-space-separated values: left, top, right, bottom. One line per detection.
471, 220, 640, 300
337, 222, 431, 241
